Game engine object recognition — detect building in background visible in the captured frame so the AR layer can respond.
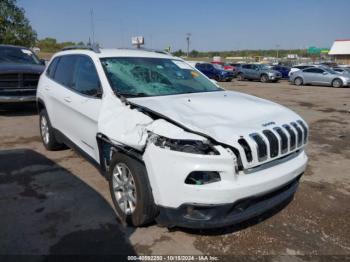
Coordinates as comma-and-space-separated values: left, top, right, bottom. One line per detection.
329, 39, 350, 65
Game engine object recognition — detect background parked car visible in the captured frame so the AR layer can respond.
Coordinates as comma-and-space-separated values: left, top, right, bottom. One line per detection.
290, 66, 350, 88
237, 63, 282, 82
271, 65, 291, 79
195, 62, 234, 82
0, 44, 45, 103
333, 67, 350, 75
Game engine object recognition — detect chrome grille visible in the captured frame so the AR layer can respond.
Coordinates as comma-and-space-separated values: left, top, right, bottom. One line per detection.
0, 73, 40, 89
274, 127, 288, 154
250, 133, 267, 161
239, 120, 308, 166
262, 130, 279, 158
283, 124, 296, 150
291, 122, 303, 147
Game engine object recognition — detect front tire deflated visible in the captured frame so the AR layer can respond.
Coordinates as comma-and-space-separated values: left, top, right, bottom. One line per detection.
108, 152, 158, 226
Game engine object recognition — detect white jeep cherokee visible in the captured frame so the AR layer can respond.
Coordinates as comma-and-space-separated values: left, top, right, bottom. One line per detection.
36, 46, 308, 229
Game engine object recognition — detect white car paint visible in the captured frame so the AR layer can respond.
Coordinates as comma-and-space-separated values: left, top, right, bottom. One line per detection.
37, 48, 308, 213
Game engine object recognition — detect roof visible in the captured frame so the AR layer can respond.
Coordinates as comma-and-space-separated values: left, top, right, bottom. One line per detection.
329, 39, 350, 55
54, 48, 174, 60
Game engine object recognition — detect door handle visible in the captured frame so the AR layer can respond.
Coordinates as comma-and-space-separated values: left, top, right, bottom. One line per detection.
63, 97, 72, 103
44, 86, 50, 91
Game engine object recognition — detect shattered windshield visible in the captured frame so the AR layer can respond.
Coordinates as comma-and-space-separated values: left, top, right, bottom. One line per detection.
100, 57, 222, 97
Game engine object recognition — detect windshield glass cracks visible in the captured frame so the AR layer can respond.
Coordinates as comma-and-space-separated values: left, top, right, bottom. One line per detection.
100, 57, 222, 97
0, 47, 41, 65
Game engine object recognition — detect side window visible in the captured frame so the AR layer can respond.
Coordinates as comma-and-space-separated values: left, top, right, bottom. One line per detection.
314, 68, 324, 74
303, 68, 315, 73
46, 57, 59, 79
243, 65, 250, 69
54, 55, 79, 87
72, 56, 101, 96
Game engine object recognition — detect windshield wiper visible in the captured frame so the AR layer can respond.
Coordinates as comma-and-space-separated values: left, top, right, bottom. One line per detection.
118, 92, 148, 98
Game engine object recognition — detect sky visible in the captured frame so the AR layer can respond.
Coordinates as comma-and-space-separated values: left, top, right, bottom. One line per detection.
18, 0, 350, 51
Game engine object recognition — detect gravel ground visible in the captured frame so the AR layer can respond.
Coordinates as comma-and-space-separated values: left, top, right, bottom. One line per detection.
0, 80, 349, 261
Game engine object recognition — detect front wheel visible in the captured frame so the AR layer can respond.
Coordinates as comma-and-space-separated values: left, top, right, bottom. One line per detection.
332, 78, 343, 88
109, 153, 158, 227
294, 77, 303, 86
260, 74, 269, 83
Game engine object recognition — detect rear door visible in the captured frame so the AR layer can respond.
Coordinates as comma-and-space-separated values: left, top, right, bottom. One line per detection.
44, 55, 79, 135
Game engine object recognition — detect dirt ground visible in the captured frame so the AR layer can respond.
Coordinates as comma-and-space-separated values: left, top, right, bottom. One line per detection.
0, 80, 350, 261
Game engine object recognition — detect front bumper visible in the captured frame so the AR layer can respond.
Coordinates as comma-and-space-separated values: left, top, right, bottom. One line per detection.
269, 75, 282, 81
143, 143, 307, 209
156, 174, 302, 229
0, 95, 36, 103
0, 89, 36, 103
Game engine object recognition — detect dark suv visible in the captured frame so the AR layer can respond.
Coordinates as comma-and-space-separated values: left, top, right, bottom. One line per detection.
0, 45, 45, 103
195, 63, 234, 82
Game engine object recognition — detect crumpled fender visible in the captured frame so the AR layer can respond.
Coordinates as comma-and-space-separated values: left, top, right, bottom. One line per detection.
97, 94, 205, 152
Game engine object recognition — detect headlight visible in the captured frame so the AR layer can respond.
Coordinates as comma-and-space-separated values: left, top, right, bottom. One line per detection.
149, 133, 219, 155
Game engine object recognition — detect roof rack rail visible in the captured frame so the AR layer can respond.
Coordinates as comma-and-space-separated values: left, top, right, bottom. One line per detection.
62, 44, 101, 53
117, 47, 171, 55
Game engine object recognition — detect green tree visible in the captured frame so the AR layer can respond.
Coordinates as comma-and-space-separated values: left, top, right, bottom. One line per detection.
173, 49, 184, 57
0, 0, 37, 46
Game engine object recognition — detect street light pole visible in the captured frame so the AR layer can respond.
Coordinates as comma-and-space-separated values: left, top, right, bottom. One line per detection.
186, 33, 191, 57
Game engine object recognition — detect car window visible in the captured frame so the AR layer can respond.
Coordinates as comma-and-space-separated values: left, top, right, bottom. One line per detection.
303, 68, 324, 73
73, 56, 101, 96
54, 55, 79, 87
46, 57, 59, 79
242, 65, 251, 69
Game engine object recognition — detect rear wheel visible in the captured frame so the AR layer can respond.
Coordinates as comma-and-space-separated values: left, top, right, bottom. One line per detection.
109, 153, 158, 227
39, 109, 64, 150
294, 77, 303, 86
260, 74, 269, 83
332, 78, 343, 88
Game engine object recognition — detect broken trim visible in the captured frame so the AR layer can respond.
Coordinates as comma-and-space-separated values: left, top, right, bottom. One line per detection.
96, 133, 144, 177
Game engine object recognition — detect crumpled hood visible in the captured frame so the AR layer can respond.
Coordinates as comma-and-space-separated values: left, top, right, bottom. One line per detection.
128, 91, 301, 145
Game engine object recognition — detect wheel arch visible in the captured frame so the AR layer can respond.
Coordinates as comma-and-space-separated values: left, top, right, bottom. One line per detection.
36, 98, 46, 113
96, 133, 144, 180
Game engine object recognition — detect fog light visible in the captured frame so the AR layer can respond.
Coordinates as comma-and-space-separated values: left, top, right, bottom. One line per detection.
184, 206, 211, 220
185, 171, 220, 185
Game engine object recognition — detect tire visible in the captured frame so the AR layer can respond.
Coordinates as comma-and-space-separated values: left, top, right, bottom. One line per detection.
260, 74, 269, 83
332, 78, 343, 88
294, 77, 303, 86
39, 109, 64, 150
108, 152, 158, 227
237, 73, 244, 81
214, 76, 221, 82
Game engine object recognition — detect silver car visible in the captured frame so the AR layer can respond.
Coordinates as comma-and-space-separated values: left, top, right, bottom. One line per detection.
290, 67, 350, 88
237, 64, 282, 83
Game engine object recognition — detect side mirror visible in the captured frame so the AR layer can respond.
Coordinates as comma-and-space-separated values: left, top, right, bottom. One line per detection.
322, 72, 328, 75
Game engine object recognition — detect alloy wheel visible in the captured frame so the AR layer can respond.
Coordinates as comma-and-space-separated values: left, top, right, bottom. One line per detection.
40, 116, 49, 145
112, 163, 137, 215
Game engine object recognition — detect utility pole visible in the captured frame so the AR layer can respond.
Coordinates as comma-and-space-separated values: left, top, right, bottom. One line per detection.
90, 9, 95, 45
276, 44, 280, 59
186, 33, 191, 57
